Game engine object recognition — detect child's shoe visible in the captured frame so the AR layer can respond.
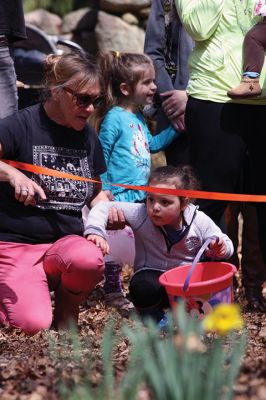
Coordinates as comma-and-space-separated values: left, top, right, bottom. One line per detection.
105, 291, 135, 315
157, 314, 169, 332
245, 287, 266, 313
227, 78, 262, 99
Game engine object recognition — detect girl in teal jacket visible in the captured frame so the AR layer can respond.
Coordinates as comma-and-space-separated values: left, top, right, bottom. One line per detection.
91, 51, 179, 311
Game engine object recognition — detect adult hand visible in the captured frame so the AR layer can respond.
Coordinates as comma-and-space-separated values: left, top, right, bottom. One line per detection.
9, 169, 47, 206
87, 234, 109, 255
104, 190, 114, 201
106, 207, 126, 230
161, 90, 188, 131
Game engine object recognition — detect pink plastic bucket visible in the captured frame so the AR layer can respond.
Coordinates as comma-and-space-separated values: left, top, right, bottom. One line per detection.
159, 262, 237, 319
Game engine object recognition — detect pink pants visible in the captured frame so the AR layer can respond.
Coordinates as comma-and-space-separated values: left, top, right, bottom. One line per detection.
0, 235, 104, 335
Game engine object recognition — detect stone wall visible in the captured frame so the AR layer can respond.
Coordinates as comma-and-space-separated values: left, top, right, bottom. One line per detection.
24, 0, 152, 55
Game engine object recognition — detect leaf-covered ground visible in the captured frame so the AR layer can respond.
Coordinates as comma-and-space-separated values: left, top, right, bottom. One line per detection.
0, 266, 265, 400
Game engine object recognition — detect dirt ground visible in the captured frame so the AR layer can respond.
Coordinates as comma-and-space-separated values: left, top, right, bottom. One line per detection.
0, 263, 265, 400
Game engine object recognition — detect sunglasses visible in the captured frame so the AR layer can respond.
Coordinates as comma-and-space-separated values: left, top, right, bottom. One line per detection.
63, 87, 103, 108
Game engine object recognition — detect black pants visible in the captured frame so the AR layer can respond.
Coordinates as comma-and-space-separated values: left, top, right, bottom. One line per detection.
129, 269, 169, 309
186, 97, 266, 286
244, 17, 266, 74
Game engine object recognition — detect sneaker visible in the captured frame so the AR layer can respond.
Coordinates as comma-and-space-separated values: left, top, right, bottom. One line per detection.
227, 78, 262, 99
105, 292, 135, 314
158, 315, 169, 332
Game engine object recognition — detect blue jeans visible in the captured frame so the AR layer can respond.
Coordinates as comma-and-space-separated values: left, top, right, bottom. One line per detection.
0, 46, 18, 119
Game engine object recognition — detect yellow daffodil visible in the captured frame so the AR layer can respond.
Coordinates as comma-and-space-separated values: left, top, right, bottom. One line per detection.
202, 304, 244, 336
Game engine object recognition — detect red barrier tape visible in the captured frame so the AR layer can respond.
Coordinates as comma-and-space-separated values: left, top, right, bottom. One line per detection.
3, 159, 266, 202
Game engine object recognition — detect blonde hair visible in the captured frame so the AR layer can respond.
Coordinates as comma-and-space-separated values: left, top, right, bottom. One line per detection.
42, 51, 101, 100
91, 51, 153, 132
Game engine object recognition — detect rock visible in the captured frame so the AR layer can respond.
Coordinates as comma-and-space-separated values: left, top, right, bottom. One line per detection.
258, 326, 266, 338
258, 386, 266, 400
121, 13, 139, 26
25, 9, 62, 35
62, 8, 98, 34
100, 0, 151, 15
138, 7, 151, 19
95, 11, 145, 53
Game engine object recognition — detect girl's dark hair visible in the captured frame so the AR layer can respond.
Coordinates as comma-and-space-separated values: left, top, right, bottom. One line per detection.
90, 51, 153, 132
42, 51, 101, 101
148, 165, 201, 203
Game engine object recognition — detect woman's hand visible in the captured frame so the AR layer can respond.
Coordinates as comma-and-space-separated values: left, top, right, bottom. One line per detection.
0, 159, 47, 206
104, 190, 114, 201
87, 234, 109, 255
161, 90, 188, 131
9, 171, 46, 206
206, 238, 227, 258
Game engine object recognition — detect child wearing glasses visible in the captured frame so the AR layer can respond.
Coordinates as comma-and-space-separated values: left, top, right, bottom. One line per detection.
84, 165, 233, 322
90, 51, 179, 313
228, 1, 266, 99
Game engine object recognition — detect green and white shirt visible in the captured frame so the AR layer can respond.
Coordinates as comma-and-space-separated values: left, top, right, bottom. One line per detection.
175, 0, 266, 103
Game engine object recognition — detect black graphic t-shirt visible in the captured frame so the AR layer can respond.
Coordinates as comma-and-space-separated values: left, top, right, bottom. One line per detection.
0, 103, 106, 244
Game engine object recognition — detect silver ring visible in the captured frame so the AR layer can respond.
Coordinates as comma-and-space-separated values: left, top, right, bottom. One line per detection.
168, 109, 172, 115
21, 188, 29, 192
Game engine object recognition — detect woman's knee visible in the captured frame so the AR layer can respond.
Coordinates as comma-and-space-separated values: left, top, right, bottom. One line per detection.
9, 310, 52, 336
45, 235, 104, 275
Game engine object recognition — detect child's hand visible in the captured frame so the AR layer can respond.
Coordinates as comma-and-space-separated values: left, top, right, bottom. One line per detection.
107, 207, 126, 230
206, 238, 227, 258
87, 235, 109, 256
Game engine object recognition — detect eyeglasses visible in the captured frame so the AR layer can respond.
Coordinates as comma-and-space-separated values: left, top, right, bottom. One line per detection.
63, 87, 103, 108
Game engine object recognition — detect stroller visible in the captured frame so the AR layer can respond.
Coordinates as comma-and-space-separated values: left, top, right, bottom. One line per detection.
14, 24, 84, 109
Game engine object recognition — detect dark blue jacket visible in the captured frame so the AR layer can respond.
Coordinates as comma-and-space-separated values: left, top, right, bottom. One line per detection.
144, 0, 194, 164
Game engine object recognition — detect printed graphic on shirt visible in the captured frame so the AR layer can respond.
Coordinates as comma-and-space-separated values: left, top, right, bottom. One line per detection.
130, 123, 151, 179
185, 236, 202, 256
255, 0, 266, 16
32, 146, 93, 211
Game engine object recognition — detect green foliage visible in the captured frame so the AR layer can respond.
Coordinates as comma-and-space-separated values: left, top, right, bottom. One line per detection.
53, 304, 246, 400
23, 0, 75, 16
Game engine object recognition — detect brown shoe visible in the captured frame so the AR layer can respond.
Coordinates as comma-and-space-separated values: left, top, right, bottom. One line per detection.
227, 77, 262, 99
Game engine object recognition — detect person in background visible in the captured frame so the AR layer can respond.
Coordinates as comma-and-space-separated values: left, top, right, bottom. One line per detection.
0, 1, 26, 118
84, 165, 233, 323
0, 51, 114, 335
228, 1, 266, 99
175, 0, 266, 312
90, 51, 179, 311
144, 0, 194, 166
225, 154, 266, 312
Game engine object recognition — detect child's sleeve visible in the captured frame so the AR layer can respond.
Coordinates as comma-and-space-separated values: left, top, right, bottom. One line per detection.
175, 0, 224, 41
99, 112, 120, 191
147, 123, 180, 153
83, 201, 144, 238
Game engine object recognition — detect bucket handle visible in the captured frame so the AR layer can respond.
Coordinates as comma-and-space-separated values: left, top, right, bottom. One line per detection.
182, 235, 218, 292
